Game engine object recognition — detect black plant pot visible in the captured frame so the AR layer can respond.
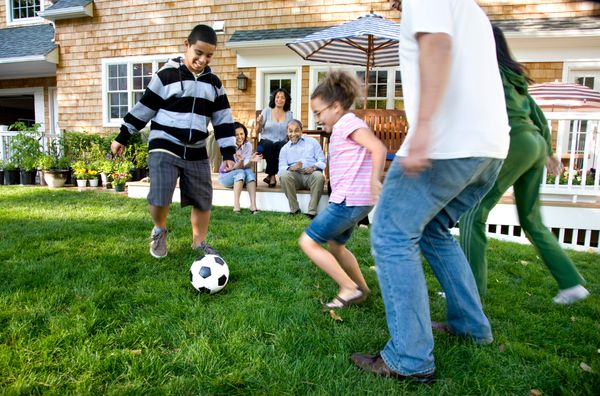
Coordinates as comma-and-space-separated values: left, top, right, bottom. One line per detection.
4, 169, 20, 185
131, 168, 148, 181
20, 170, 37, 185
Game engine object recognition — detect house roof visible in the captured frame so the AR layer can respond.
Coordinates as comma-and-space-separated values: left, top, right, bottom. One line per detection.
45, 0, 93, 10
0, 24, 57, 59
0, 24, 58, 80
39, 0, 94, 21
227, 16, 600, 48
227, 26, 327, 48
494, 16, 600, 36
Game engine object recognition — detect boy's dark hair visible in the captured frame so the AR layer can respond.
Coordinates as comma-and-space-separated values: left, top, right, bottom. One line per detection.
268, 88, 292, 112
233, 121, 248, 142
188, 24, 218, 45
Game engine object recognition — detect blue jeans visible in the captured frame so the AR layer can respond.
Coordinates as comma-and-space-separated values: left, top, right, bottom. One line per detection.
218, 168, 256, 187
371, 157, 503, 376
305, 201, 372, 245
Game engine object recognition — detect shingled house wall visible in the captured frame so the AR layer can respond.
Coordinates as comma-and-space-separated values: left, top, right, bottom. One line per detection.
2, 0, 598, 134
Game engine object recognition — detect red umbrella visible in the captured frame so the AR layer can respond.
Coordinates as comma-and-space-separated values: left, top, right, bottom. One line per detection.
528, 81, 600, 112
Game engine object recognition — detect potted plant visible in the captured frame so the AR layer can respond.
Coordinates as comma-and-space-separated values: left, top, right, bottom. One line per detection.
72, 159, 89, 187
132, 143, 149, 181
111, 158, 133, 192
10, 123, 42, 185
87, 168, 99, 187
3, 160, 20, 185
37, 140, 71, 188
97, 159, 114, 187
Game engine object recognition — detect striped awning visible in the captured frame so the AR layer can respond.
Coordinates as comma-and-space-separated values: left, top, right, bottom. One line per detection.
529, 82, 600, 112
286, 13, 401, 68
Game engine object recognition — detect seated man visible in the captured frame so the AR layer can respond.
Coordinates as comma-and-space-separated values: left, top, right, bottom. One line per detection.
278, 119, 326, 219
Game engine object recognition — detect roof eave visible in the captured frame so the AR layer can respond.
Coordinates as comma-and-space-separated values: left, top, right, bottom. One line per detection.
39, 3, 93, 21
225, 38, 293, 49
0, 47, 59, 65
505, 30, 600, 39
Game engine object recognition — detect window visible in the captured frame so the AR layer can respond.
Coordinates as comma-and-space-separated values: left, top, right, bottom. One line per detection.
102, 57, 169, 126
356, 70, 388, 109
576, 76, 595, 90
308, 66, 404, 128
6, 0, 43, 23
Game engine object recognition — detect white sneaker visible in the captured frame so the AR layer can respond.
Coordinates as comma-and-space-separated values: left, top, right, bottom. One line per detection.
552, 285, 590, 305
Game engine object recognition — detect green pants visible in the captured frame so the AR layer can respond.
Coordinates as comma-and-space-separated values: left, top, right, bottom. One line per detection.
459, 132, 585, 297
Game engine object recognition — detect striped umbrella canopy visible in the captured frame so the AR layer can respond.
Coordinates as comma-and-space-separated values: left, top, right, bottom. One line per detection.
528, 82, 600, 112
286, 12, 401, 108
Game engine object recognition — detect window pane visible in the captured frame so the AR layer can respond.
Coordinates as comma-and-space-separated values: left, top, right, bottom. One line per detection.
12, 0, 39, 20
576, 77, 594, 90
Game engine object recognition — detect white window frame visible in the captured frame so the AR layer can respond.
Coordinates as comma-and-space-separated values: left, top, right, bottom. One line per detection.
5, 0, 45, 26
307, 66, 403, 129
563, 61, 600, 90
101, 55, 177, 127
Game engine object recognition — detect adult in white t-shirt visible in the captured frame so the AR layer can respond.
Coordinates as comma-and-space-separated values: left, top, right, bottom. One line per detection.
352, 0, 510, 383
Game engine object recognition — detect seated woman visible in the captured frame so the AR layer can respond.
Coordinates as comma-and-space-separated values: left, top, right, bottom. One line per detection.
256, 88, 293, 188
218, 122, 260, 214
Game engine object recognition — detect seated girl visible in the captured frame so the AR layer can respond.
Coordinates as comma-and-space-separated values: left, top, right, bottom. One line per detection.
218, 122, 260, 214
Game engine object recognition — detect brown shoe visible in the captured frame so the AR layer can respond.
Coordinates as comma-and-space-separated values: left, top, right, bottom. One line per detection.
351, 352, 436, 384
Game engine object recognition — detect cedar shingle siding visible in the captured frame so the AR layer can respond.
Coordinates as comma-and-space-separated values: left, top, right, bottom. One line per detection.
0, 1, 599, 134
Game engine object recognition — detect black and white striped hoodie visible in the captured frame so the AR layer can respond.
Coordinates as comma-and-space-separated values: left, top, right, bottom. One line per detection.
115, 57, 236, 161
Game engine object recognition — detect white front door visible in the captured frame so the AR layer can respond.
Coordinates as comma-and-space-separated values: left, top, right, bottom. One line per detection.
263, 73, 297, 116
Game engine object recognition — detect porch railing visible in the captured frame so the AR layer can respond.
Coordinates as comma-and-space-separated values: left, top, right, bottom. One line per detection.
540, 112, 600, 203
0, 130, 62, 163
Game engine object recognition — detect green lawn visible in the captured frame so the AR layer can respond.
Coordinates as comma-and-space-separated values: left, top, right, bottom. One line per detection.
0, 186, 598, 395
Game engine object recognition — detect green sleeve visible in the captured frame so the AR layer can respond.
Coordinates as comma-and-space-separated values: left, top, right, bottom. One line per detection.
529, 95, 553, 156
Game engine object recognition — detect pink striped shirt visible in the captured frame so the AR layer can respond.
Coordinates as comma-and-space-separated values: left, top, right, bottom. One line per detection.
328, 113, 373, 206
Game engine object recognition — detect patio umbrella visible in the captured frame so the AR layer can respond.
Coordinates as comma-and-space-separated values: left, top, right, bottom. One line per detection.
286, 12, 401, 109
528, 81, 600, 112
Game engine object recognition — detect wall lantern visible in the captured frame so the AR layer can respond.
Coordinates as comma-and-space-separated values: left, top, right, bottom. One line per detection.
237, 72, 248, 91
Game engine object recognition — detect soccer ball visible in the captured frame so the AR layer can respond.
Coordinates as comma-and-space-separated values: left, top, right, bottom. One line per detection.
189, 254, 229, 294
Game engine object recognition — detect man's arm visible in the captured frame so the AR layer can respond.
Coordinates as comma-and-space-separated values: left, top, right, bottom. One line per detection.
401, 32, 452, 174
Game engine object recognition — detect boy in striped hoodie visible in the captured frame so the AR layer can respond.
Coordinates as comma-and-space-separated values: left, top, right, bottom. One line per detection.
111, 24, 236, 259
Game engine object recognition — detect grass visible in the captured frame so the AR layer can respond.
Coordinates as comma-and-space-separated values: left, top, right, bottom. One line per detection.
0, 186, 598, 395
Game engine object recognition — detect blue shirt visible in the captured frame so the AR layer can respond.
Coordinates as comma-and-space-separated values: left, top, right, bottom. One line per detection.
278, 136, 326, 177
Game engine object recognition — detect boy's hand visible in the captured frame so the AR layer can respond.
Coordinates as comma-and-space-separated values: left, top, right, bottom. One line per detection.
111, 141, 125, 156
251, 152, 263, 162
222, 160, 235, 172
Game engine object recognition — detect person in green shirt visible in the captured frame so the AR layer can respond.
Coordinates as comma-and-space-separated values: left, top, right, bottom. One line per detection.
459, 25, 589, 305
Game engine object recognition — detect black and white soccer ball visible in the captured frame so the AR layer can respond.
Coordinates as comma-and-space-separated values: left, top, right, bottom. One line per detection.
189, 254, 229, 294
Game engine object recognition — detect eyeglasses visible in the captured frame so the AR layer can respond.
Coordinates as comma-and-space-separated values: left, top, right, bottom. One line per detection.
313, 104, 332, 118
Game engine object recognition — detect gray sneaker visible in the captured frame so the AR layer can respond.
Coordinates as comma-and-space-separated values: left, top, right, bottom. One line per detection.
192, 241, 219, 256
149, 228, 168, 258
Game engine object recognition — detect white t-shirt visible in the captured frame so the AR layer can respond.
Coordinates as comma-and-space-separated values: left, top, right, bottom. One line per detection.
397, 0, 510, 159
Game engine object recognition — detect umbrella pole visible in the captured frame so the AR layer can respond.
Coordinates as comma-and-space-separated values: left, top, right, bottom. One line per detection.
364, 35, 374, 110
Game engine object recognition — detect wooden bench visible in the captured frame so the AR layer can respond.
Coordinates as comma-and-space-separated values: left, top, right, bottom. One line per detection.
352, 109, 408, 162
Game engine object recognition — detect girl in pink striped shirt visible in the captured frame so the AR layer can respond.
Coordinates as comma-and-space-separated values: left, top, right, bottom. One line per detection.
299, 71, 387, 310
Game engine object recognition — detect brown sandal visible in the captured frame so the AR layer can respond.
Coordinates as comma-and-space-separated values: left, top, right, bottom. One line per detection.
322, 289, 366, 310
